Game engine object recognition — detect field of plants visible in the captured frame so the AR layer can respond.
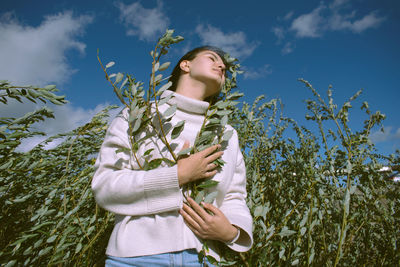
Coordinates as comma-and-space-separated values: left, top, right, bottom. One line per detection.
1, 31, 398, 266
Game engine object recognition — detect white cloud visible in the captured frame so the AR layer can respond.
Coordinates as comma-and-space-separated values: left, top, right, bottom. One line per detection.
271, 26, 285, 43
242, 64, 272, 80
117, 0, 169, 41
369, 126, 400, 143
329, 0, 350, 10
274, 2, 385, 53
0, 100, 120, 152
349, 12, 385, 33
195, 24, 258, 59
282, 42, 295, 55
290, 5, 325, 38
328, 11, 356, 31
289, 3, 385, 38
0, 11, 93, 86
283, 11, 294, 21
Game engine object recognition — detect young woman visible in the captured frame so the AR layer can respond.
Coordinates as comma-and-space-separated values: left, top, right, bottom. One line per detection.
92, 46, 253, 266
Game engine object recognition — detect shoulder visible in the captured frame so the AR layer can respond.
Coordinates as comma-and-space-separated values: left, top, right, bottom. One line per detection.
223, 124, 241, 153
104, 106, 129, 137
225, 124, 239, 142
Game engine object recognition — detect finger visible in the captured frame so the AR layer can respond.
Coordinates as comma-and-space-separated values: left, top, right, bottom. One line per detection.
183, 218, 204, 239
200, 144, 221, 157
206, 151, 224, 163
187, 197, 210, 221
201, 202, 222, 216
203, 170, 217, 178
182, 202, 204, 225
180, 206, 202, 230
206, 162, 217, 171
180, 140, 190, 152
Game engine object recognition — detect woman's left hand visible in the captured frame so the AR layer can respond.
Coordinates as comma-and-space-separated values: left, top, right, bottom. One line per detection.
180, 197, 238, 243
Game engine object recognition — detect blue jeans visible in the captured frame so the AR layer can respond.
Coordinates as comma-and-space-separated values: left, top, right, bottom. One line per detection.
105, 249, 216, 267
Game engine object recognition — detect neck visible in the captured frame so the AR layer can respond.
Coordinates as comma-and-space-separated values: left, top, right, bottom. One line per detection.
175, 75, 219, 101
175, 76, 207, 101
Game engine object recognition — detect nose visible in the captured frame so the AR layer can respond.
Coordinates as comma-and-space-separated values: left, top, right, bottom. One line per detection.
217, 61, 226, 71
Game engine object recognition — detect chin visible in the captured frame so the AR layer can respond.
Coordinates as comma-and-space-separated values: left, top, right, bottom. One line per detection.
205, 87, 222, 99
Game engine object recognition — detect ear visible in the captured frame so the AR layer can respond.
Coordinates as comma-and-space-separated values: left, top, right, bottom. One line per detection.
179, 60, 190, 73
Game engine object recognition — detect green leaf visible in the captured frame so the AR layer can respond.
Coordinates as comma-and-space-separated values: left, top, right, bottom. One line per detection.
158, 93, 173, 106
194, 190, 204, 204
222, 130, 233, 141
34, 239, 43, 249
163, 104, 177, 117
38, 247, 52, 257
197, 180, 218, 189
154, 62, 160, 72
300, 227, 306, 236
308, 247, 315, 264
5, 260, 17, 267
158, 62, 170, 71
146, 158, 163, 170
106, 61, 115, 68
157, 81, 172, 96
346, 160, 352, 174
203, 191, 218, 204
116, 147, 130, 154
216, 110, 232, 116
132, 117, 141, 132
115, 73, 123, 83
171, 121, 185, 139
0, 160, 13, 170
226, 92, 243, 100
46, 235, 57, 243
120, 77, 128, 89
154, 74, 162, 83
177, 147, 191, 156
221, 115, 228, 126
161, 158, 175, 166
344, 188, 350, 215
215, 101, 230, 109
143, 148, 154, 156
279, 247, 285, 259
44, 84, 56, 90
75, 243, 82, 254
254, 205, 263, 217
279, 227, 296, 237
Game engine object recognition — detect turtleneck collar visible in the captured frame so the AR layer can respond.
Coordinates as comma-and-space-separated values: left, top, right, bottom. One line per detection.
162, 90, 209, 115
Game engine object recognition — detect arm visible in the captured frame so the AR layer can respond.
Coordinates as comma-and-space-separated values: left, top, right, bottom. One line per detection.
91, 110, 182, 216
92, 109, 223, 216
218, 143, 253, 252
180, 129, 253, 252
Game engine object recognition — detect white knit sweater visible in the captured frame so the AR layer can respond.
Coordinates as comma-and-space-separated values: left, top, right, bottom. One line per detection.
91, 90, 253, 260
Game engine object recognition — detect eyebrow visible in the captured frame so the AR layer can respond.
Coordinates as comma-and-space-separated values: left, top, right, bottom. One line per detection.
204, 52, 225, 65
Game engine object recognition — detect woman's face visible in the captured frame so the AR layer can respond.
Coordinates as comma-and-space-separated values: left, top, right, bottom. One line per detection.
184, 50, 226, 97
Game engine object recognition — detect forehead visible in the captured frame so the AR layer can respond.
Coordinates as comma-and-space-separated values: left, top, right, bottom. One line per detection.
196, 50, 224, 62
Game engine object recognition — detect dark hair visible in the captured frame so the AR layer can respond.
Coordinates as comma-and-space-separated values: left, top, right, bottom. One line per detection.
168, 46, 227, 92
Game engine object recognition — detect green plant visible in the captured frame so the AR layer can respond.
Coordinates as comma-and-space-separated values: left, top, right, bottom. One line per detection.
1, 31, 398, 267
0, 81, 115, 266
224, 79, 399, 266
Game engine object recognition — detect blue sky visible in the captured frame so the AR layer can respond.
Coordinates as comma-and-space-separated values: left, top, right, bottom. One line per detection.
1, 0, 399, 155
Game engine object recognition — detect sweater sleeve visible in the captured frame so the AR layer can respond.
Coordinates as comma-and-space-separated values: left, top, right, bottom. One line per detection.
91, 110, 183, 216
219, 130, 253, 252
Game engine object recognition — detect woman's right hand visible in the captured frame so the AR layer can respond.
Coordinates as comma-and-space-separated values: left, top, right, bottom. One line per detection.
177, 141, 223, 186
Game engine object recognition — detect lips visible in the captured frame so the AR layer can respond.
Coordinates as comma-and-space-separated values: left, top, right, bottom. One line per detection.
213, 69, 223, 77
